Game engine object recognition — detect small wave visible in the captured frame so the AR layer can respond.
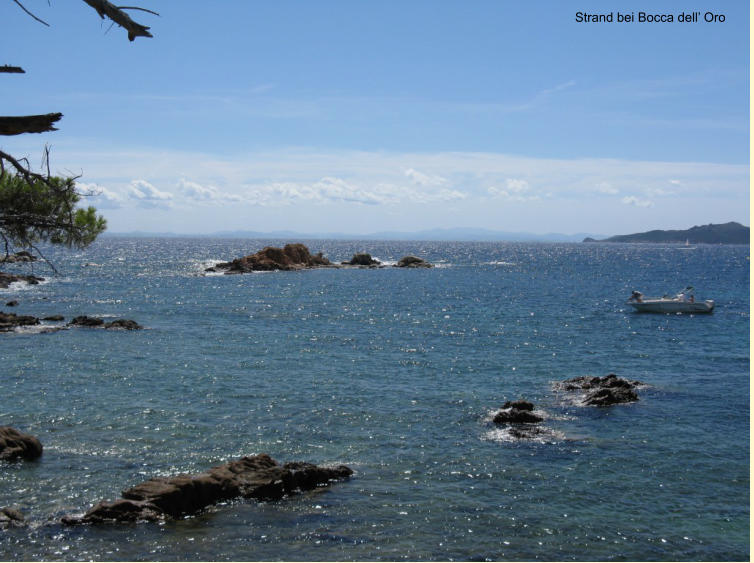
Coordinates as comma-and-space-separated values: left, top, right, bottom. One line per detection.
483, 425, 565, 444
485, 261, 516, 266
2, 278, 51, 292
10, 323, 68, 335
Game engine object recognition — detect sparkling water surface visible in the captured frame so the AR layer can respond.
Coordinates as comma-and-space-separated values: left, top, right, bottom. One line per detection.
0, 238, 749, 561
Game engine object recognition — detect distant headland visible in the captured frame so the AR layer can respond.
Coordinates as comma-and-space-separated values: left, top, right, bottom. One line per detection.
582, 222, 749, 245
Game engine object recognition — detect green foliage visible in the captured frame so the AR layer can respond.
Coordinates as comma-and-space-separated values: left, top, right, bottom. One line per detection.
0, 170, 106, 254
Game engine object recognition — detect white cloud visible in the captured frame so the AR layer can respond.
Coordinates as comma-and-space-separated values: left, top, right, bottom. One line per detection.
177, 178, 243, 204
77, 182, 124, 209
595, 182, 619, 195
621, 195, 654, 208
487, 178, 541, 201
404, 168, 448, 187
128, 179, 173, 208
241, 176, 465, 207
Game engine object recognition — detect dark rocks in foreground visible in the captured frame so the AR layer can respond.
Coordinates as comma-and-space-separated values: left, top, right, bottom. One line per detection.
558, 374, 644, 406
0, 272, 44, 289
209, 243, 333, 273
395, 255, 432, 268
62, 454, 353, 525
0, 427, 43, 461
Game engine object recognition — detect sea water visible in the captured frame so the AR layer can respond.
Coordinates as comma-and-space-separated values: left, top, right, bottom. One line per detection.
0, 238, 749, 561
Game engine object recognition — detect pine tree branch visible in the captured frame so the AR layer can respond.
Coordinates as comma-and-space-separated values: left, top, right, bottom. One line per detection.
0, 65, 25, 73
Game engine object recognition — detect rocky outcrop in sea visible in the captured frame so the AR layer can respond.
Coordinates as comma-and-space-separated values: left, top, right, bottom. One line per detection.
395, 256, 433, 268
62, 454, 353, 525
206, 244, 435, 273
0, 311, 142, 332
342, 253, 382, 267
208, 243, 333, 273
556, 374, 644, 406
491, 399, 547, 439
0, 426, 43, 461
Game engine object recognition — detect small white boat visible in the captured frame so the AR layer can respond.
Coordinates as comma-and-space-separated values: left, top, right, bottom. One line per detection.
627, 286, 714, 314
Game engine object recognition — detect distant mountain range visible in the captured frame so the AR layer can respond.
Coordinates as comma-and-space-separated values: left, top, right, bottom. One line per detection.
582, 222, 749, 244
104, 227, 605, 242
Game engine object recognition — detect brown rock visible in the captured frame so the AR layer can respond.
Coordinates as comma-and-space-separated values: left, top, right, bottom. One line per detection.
68, 316, 105, 327
557, 373, 644, 406
214, 244, 333, 273
63, 454, 353, 525
492, 408, 543, 424
395, 256, 432, 268
343, 253, 381, 266
0, 426, 43, 461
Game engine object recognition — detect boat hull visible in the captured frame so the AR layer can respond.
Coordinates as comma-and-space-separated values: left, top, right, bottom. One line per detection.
628, 299, 714, 314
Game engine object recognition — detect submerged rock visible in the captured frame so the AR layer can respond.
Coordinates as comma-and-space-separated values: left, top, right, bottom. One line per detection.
42, 315, 64, 321
0, 427, 43, 461
212, 243, 333, 273
104, 319, 143, 330
62, 454, 353, 525
395, 256, 432, 268
557, 373, 644, 406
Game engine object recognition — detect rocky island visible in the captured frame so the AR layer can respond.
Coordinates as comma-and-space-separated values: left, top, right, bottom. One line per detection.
583, 221, 749, 244
207, 243, 433, 273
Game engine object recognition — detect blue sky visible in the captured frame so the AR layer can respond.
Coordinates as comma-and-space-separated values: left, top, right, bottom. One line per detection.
1, 1, 749, 236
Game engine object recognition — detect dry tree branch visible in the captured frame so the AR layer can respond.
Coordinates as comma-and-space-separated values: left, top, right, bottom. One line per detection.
81, 0, 155, 41
116, 5, 159, 16
0, 113, 63, 136
11, 0, 50, 26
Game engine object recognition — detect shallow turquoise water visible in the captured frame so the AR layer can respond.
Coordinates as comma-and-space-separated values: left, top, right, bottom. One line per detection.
0, 239, 749, 560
